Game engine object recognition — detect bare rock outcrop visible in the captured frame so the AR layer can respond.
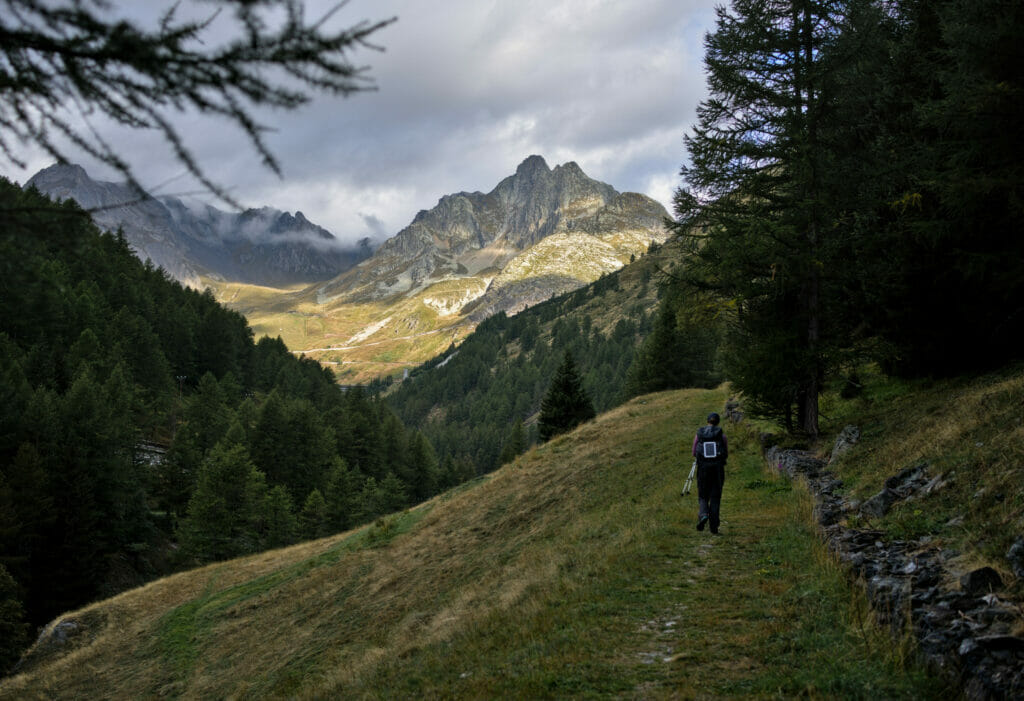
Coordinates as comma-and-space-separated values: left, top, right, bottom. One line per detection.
320, 155, 669, 306
766, 435, 1024, 699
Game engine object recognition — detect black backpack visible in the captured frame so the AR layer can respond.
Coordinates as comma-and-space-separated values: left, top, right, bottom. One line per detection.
696, 425, 725, 464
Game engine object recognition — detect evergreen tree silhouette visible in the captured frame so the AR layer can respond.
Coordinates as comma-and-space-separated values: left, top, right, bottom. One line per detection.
538, 351, 596, 442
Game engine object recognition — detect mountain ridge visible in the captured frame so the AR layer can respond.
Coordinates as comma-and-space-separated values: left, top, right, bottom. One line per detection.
25, 163, 373, 288
25, 158, 671, 384
318, 155, 668, 307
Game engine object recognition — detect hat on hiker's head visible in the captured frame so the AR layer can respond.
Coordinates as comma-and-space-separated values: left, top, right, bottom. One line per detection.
707, 412, 720, 425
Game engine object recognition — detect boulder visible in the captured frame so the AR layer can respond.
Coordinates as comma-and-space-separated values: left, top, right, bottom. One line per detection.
828, 424, 860, 465
724, 399, 743, 423
859, 464, 932, 519
767, 446, 825, 479
860, 488, 898, 518
884, 463, 930, 496
1006, 538, 1024, 579
960, 567, 1005, 596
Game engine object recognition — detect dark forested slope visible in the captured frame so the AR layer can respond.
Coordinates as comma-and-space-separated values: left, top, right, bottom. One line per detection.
0, 180, 443, 672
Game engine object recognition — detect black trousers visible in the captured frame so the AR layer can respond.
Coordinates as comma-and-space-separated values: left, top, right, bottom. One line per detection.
697, 462, 725, 532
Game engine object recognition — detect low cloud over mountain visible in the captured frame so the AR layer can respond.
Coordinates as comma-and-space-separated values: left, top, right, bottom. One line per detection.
26, 163, 375, 288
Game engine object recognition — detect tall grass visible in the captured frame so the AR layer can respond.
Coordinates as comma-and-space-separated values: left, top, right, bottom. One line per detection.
821, 365, 1024, 584
1, 386, 947, 699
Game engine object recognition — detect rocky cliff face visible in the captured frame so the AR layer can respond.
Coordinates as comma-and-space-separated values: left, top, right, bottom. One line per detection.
320, 155, 669, 309
26, 163, 372, 288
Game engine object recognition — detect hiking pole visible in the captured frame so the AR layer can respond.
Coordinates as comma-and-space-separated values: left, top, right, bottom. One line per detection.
682, 460, 696, 496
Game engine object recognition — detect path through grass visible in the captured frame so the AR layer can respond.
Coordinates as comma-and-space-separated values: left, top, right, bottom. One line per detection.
337, 389, 943, 699
1, 388, 945, 699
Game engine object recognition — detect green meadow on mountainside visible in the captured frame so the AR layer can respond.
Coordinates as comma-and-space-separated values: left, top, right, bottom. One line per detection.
9, 374, 1011, 698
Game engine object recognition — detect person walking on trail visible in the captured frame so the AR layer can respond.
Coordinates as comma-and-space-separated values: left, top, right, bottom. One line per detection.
693, 412, 728, 534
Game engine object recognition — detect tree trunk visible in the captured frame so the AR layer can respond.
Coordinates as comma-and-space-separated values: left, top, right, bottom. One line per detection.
799, 0, 821, 440
801, 365, 820, 438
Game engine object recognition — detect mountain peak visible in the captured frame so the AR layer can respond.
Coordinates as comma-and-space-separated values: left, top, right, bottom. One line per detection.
323, 155, 670, 306
516, 155, 550, 175
40, 161, 87, 176
28, 162, 92, 189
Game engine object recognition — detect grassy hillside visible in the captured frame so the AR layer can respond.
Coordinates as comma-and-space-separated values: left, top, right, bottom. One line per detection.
818, 364, 1024, 577
0, 381, 956, 699
206, 239, 674, 385
213, 278, 478, 385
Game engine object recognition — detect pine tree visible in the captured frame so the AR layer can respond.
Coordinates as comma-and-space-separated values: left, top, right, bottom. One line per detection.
249, 389, 291, 486
845, 0, 1024, 375
159, 372, 233, 519
323, 458, 362, 532
31, 366, 151, 614
65, 328, 106, 385
262, 486, 297, 549
439, 454, 476, 489
356, 476, 384, 523
377, 473, 409, 515
297, 489, 330, 540
404, 432, 439, 502
538, 351, 596, 442
179, 442, 269, 562
923, 0, 1024, 370
673, 0, 851, 437
280, 399, 337, 500
499, 419, 528, 465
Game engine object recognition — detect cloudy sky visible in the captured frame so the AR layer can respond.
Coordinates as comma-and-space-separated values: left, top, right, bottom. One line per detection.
3, 0, 719, 244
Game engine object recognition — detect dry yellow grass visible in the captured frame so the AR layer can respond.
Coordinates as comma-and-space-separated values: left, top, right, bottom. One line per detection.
1, 390, 713, 699
202, 239, 677, 385
206, 278, 475, 383
845, 373, 1022, 478
2, 381, 948, 699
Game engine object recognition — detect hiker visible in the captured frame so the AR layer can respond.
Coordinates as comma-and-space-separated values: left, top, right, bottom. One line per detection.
692, 412, 728, 534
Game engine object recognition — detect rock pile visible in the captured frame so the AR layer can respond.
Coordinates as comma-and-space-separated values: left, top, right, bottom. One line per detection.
766, 432, 1024, 699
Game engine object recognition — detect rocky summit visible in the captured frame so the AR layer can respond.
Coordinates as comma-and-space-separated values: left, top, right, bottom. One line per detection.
25, 163, 372, 288
317, 155, 669, 315
24, 158, 670, 382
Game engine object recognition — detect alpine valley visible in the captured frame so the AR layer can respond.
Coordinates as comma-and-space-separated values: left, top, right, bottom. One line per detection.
27, 156, 670, 382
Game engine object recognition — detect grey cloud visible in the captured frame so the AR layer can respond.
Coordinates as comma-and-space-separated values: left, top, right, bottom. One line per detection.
1, 0, 718, 243
359, 212, 391, 240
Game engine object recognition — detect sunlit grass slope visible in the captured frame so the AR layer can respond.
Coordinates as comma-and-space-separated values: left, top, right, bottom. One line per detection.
207, 277, 476, 384
1, 388, 940, 699
820, 364, 1024, 579
203, 239, 674, 385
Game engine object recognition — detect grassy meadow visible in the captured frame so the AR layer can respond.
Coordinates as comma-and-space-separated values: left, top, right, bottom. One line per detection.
207, 278, 476, 384
1, 384, 950, 699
